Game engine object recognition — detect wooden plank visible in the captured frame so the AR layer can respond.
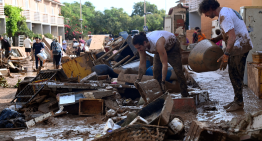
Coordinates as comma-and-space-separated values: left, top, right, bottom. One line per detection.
0, 127, 26, 131
248, 62, 261, 99
12, 47, 26, 57
89, 35, 106, 53
260, 69, 262, 84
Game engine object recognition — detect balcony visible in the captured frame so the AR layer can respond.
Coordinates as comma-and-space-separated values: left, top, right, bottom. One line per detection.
0, 0, 4, 16
50, 16, 56, 24
22, 10, 30, 20
34, 12, 40, 22
43, 14, 49, 23
188, 0, 203, 12
57, 16, 64, 25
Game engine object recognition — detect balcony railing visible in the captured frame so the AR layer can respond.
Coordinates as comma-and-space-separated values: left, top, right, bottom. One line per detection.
34, 12, 40, 22
50, 15, 56, 24
188, 0, 203, 12
0, 0, 4, 16
43, 14, 48, 23
22, 10, 30, 20
57, 16, 64, 25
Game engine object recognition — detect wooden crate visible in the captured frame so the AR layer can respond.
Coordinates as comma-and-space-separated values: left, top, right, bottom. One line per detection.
79, 99, 104, 116
252, 53, 262, 63
247, 62, 262, 99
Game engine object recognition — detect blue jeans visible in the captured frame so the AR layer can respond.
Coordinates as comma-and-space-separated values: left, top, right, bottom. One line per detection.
35, 55, 43, 69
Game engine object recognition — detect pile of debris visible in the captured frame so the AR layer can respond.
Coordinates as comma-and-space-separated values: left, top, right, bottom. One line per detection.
4, 35, 253, 141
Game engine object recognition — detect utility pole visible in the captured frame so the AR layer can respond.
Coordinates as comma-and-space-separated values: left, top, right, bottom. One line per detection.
144, 0, 146, 26
79, 0, 83, 33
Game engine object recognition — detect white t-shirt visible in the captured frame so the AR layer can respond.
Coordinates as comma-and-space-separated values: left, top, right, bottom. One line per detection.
146, 30, 177, 54
23, 38, 32, 48
219, 7, 253, 56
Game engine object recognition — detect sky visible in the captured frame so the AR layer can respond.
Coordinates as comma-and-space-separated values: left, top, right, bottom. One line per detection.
60, 0, 180, 15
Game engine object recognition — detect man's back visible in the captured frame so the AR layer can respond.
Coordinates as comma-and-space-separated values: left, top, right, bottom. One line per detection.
24, 38, 31, 48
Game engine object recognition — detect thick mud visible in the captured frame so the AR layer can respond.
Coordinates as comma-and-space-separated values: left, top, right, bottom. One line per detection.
191, 67, 262, 123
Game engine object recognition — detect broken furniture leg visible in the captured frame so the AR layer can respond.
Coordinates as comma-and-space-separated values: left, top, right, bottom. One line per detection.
112, 55, 130, 69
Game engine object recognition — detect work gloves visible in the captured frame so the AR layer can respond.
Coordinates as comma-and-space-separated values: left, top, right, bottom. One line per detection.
217, 54, 229, 70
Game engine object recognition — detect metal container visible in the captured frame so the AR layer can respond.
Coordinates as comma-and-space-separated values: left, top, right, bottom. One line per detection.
188, 39, 223, 72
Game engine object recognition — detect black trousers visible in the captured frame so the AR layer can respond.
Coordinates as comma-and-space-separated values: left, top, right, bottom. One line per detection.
228, 51, 249, 103
153, 38, 189, 97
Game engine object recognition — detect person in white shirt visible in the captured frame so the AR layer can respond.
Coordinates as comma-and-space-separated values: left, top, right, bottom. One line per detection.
23, 36, 32, 57
199, 0, 253, 112
62, 39, 67, 53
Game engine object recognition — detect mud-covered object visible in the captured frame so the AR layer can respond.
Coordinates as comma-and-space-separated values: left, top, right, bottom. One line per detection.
0, 109, 25, 121
0, 109, 26, 128
92, 64, 118, 78
0, 117, 26, 128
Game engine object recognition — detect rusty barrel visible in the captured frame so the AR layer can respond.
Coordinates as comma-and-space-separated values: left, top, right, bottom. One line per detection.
188, 39, 223, 72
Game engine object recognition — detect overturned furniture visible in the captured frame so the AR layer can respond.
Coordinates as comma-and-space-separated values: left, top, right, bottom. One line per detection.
11, 70, 62, 107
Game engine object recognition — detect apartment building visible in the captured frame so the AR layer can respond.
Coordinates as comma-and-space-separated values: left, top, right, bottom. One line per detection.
0, 0, 65, 39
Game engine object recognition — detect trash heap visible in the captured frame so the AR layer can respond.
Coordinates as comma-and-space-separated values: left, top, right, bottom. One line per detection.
3, 35, 262, 141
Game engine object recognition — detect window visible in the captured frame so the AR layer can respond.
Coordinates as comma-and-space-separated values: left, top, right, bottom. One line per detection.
25, 0, 29, 9
52, 7, 54, 15
44, 5, 47, 13
12, 0, 17, 6
35, 2, 39, 12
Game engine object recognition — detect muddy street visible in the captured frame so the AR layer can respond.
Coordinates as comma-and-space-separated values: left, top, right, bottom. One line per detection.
192, 68, 262, 123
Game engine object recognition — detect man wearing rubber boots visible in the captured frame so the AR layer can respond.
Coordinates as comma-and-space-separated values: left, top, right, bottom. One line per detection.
199, 0, 253, 112
132, 31, 189, 97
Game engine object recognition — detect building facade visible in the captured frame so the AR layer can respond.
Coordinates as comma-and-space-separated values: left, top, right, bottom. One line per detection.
0, 0, 65, 39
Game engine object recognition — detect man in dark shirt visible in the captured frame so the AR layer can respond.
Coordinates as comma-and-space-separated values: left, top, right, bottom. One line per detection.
0, 35, 11, 58
192, 27, 200, 43
33, 37, 45, 70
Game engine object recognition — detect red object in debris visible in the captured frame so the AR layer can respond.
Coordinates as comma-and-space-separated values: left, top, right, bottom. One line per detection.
104, 47, 109, 52
177, 19, 184, 27
172, 97, 196, 113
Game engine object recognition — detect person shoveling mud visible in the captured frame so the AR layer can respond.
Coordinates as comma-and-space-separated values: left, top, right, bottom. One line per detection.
132, 31, 189, 97
199, 0, 253, 112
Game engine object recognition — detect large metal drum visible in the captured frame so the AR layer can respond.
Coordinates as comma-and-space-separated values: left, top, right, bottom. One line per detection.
188, 39, 224, 72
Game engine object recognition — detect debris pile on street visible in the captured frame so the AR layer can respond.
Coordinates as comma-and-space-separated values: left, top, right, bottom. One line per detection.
1, 34, 262, 141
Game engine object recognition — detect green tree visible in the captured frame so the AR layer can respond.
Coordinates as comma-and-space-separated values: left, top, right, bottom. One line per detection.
146, 14, 164, 31
131, 2, 159, 17
61, 2, 95, 39
4, 5, 23, 36
61, 1, 166, 37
